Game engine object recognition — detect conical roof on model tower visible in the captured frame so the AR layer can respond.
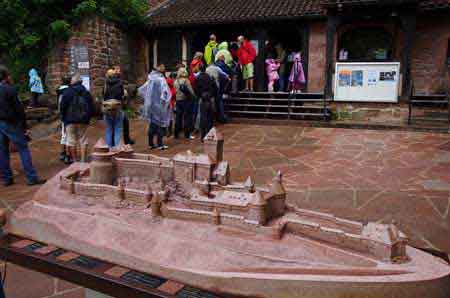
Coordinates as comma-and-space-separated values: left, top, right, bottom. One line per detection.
270, 171, 286, 196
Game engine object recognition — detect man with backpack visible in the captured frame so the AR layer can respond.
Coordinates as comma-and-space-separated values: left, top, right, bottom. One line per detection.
60, 73, 94, 163
206, 61, 230, 123
194, 64, 218, 140
0, 65, 46, 186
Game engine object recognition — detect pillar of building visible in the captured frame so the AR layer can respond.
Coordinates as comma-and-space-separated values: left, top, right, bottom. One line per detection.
324, 15, 341, 99
255, 28, 269, 92
399, 12, 417, 100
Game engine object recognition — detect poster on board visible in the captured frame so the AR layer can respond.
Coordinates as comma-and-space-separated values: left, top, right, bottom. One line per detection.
334, 62, 400, 103
368, 70, 378, 86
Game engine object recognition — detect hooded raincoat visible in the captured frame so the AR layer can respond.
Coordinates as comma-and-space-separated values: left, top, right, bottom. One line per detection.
289, 53, 306, 91
204, 40, 218, 65
215, 42, 233, 68
138, 71, 172, 128
29, 69, 44, 94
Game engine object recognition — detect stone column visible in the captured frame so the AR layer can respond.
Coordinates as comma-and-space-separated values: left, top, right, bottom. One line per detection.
324, 15, 341, 99
399, 12, 417, 101
255, 28, 268, 92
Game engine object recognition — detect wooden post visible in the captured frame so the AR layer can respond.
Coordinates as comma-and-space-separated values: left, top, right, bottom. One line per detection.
324, 15, 340, 99
400, 12, 416, 101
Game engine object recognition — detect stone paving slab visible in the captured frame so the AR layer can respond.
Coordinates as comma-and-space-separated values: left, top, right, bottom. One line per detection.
0, 121, 449, 298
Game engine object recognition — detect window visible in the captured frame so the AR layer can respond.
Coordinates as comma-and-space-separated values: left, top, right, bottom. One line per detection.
338, 27, 394, 62
157, 32, 182, 71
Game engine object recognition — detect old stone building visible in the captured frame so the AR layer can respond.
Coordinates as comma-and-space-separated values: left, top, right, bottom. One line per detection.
46, 16, 150, 97
46, 0, 450, 103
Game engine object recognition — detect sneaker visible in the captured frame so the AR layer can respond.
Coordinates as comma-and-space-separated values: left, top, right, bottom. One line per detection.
27, 179, 47, 186
188, 135, 196, 140
149, 145, 158, 150
64, 156, 73, 165
159, 145, 169, 150
3, 179, 14, 187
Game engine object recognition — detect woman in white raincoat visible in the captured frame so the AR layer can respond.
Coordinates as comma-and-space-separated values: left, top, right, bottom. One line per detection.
138, 64, 172, 150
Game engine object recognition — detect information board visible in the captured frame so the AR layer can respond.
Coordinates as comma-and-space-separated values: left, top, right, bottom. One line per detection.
334, 62, 400, 103
69, 44, 90, 90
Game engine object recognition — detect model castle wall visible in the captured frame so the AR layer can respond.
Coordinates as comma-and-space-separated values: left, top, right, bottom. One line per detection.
58, 128, 408, 263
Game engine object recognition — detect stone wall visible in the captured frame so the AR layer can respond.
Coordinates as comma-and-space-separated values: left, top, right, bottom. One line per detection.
46, 16, 149, 99
307, 21, 327, 93
411, 16, 450, 94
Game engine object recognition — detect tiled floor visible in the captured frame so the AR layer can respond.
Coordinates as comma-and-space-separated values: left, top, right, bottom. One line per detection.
1, 120, 449, 298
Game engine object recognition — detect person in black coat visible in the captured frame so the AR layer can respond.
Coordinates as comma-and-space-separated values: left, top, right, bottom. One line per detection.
60, 74, 94, 162
0, 65, 45, 186
194, 64, 218, 140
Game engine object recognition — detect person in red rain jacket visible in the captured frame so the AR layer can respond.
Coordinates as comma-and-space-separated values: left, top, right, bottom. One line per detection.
237, 35, 257, 91
166, 72, 177, 137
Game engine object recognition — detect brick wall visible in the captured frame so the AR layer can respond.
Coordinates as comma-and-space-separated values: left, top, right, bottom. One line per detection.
308, 21, 327, 93
411, 16, 450, 94
46, 16, 149, 99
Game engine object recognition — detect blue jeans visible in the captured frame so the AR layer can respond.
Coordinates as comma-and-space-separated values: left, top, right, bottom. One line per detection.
104, 112, 124, 148
0, 121, 38, 183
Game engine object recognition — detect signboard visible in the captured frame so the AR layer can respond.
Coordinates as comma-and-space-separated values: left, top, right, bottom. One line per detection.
334, 62, 400, 103
69, 44, 90, 90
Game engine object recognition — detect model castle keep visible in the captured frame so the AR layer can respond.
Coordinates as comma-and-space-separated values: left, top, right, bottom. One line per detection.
59, 128, 408, 263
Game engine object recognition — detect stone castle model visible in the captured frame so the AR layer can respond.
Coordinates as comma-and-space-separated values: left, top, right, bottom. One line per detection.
59, 128, 408, 263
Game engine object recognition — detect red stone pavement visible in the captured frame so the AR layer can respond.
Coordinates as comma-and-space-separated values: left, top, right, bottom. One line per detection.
0, 121, 449, 298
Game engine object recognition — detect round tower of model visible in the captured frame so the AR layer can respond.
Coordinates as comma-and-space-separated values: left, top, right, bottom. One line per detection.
90, 139, 116, 185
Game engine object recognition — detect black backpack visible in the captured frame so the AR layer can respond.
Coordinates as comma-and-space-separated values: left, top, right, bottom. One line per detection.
67, 90, 90, 123
180, 83, 192, 97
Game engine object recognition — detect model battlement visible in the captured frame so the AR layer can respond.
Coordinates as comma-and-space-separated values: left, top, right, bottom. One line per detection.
57, 127, 408, 263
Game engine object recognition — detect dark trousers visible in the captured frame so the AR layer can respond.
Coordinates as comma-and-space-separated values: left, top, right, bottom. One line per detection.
148, 122, 165, 148
200, 99, 214, 140
0, 121, 38, 183
215, 89, 227, 123
31, 92, 40, 107
191, 100, 199, 131
175, 100, 192, 138
123, 116, 132, 144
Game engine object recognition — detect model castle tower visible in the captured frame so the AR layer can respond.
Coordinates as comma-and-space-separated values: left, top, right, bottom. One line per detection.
203, 127, 224, 162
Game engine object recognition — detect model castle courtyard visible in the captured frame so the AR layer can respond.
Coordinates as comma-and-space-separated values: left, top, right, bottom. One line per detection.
59, 128, 408, 263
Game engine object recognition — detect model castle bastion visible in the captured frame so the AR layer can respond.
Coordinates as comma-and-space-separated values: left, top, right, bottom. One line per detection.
57, 128, 407, 263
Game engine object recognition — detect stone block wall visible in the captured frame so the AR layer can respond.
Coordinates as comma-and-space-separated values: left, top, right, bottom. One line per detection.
46, 16, 149, 99
307, 21, 327, 93
411, 16, 450, 94
115, 158, 162, 181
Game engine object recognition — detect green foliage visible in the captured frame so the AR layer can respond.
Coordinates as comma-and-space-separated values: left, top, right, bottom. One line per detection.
0, 0, 150, 87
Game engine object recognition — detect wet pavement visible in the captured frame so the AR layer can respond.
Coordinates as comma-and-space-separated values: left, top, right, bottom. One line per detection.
1, 120, 450, 298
